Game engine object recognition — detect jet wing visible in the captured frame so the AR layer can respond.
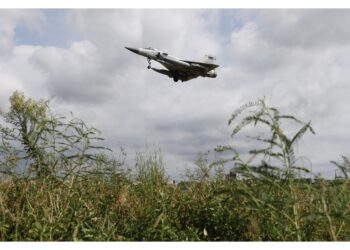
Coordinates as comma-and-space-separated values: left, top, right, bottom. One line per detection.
181, 60, 219, 70
170, 69, 199, 82
152, 66, 199, 82
179, 74, 199, 82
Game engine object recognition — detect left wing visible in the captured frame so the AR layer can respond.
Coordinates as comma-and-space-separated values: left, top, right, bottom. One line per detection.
156, 61, 199, 82
177, 72, 199, 82
151, 67, 199, 82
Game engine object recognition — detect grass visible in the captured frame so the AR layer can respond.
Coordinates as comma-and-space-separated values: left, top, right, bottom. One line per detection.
1, 172, 350, 241
0, 92, 350, 241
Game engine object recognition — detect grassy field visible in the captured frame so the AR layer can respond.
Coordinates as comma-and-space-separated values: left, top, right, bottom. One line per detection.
1, 91, 350, 241
1, 171, 350, 241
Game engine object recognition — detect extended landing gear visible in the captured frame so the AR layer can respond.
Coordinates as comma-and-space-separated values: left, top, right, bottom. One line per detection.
173, 78, 178, 82
147, 57, 151, 69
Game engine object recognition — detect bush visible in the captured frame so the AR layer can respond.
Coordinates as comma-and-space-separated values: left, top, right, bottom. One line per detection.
0, 91, 112, 180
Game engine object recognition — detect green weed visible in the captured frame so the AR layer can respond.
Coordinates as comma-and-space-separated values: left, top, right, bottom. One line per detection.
0, 92, 349, 241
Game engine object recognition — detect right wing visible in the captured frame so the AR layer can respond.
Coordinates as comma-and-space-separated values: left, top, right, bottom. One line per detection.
181, 60, 219, 70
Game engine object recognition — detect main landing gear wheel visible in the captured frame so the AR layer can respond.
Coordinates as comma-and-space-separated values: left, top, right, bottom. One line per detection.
174, 78, 178, 82
147, 57, 151, 69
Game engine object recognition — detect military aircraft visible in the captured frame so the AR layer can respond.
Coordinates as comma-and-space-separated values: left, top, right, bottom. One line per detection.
125, 47, 218, 82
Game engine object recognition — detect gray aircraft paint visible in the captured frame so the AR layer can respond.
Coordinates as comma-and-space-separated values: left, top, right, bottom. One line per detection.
125, 47, 218, 82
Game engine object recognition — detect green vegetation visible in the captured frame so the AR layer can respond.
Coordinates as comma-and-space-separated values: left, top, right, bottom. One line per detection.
0, 92, 350, 241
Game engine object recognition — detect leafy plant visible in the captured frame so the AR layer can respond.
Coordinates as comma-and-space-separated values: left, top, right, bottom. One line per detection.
0, 91, 111, 180
331, 155, 350, 179
1, 92, 350, 241
213, 98, 318, 240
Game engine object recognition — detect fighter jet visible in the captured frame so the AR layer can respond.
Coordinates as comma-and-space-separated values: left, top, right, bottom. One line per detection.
125, 47, 218, 82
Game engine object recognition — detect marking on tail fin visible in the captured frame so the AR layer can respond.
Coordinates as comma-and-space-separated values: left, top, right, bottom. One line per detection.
201, 54, 216, 64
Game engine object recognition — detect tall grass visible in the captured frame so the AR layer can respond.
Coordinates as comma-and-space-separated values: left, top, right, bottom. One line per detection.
0, 92, 350, 241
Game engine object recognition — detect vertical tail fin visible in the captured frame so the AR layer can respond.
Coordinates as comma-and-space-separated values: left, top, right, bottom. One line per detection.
201, 54, 216, 64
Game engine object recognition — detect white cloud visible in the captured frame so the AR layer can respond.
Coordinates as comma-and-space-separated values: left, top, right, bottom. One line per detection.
29, 40, 116, 103
0, 10, 44, 55
0, 45, 47, 110
0, 10, 46, 109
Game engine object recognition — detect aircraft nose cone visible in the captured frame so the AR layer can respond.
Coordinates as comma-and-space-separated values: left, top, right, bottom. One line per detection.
125, 47, 139, 54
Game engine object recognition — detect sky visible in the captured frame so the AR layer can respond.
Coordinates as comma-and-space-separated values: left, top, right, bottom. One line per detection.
1, 9, 350, 179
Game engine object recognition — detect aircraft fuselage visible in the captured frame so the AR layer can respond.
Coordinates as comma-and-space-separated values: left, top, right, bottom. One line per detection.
125, 47, 218, 82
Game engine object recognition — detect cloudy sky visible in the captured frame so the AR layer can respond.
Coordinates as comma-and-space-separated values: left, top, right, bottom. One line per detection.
1, 9, 349, 178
